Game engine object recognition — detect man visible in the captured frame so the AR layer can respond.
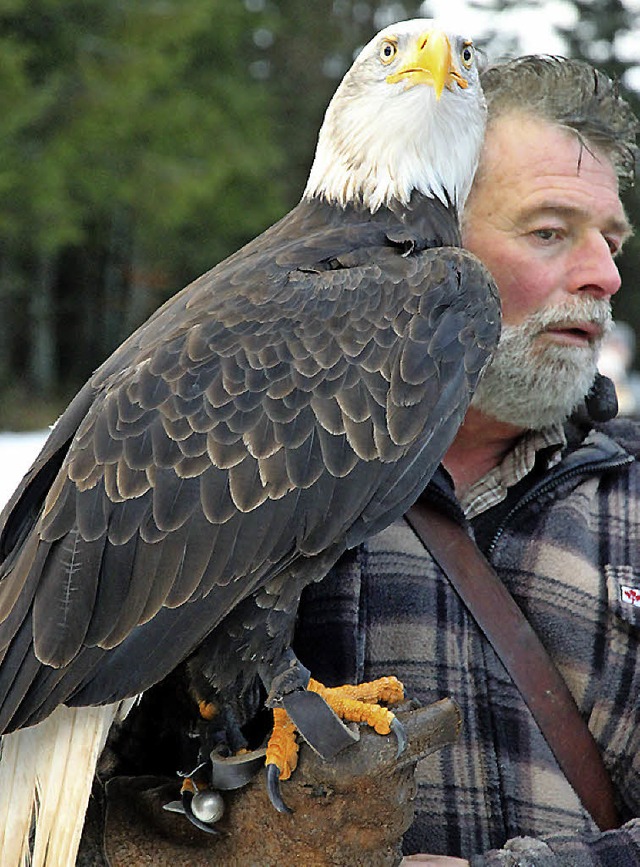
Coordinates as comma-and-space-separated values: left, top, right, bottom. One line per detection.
296, 56, 640, 865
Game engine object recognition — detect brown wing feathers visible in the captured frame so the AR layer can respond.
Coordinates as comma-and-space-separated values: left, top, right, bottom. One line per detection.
0, 198, 499, 732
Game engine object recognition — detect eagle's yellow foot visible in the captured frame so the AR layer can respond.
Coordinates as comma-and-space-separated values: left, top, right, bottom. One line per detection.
266, 707, 299, 781
308, 675, 405, 736
265, 707, 299, 813
264, 675, 405, 813
198, 698, 217, 721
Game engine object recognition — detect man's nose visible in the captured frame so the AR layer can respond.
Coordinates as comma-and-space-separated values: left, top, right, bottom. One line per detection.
572, 232, 622, 299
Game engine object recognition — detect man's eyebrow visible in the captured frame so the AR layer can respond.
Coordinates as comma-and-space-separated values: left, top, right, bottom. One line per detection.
515, 202, 633, 240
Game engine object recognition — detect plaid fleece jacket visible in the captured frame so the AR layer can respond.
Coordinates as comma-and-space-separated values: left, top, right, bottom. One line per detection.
295, 418, 640, 865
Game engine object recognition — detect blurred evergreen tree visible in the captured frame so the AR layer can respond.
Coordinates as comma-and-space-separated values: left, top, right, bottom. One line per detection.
0, 0, 286, 406
0, 0, 427, 419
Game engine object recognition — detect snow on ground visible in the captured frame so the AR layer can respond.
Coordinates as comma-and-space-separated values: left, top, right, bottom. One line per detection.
0, 430, 49, 508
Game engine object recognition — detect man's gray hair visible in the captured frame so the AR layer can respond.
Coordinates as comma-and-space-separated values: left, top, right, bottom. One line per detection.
480, 56, 639, 189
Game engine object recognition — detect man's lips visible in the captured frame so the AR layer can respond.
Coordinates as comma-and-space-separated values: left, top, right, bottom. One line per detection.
539, 321, 604, 347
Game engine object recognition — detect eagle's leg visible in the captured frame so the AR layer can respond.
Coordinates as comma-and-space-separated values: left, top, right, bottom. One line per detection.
265, 708, 298, 814
263, 650, 362, 759
164, 688, 267, 829
263, 662, 406, 812
264, 650, 406, 751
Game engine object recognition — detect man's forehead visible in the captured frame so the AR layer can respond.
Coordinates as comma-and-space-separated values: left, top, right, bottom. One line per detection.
486, 113, 591, 167
479, 113, 628, 219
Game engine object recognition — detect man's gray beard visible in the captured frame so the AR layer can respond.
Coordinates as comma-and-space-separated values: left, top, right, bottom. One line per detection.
470, 297, 613, 430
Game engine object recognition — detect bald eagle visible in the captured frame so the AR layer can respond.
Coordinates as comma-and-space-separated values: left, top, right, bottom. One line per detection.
0, 18, 499, 865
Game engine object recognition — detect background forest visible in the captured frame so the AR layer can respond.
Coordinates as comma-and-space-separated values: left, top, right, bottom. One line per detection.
1, 0, 639, 429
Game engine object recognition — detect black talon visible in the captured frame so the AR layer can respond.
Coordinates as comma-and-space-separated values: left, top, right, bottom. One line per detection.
391, 717, 407, 757
181, 790, 222, 835
266, 763, 293, 814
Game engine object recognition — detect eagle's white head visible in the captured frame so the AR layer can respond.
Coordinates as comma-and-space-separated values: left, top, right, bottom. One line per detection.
304, 19, 486, 214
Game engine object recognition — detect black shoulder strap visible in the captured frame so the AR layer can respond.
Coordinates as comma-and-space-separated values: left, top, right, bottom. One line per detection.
405, 497, 620, 832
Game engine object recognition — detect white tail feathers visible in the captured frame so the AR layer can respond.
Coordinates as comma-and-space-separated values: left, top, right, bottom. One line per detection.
0, 702, 132, 867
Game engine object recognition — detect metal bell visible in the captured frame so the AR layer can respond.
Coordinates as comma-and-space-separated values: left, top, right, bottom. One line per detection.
190, 789, 225, 824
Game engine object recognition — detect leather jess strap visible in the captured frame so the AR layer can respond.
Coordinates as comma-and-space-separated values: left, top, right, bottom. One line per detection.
405, 497, 620, 832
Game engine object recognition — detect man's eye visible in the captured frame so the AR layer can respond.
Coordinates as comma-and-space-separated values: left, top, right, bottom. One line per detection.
532, 228, 560, 242
605, 236, 621, 256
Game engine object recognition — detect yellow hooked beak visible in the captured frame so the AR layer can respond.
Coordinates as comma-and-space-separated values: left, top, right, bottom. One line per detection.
386, 30, 465, 99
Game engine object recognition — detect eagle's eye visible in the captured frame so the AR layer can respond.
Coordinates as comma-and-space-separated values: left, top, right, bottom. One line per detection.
460, 42, 474, 68
379, 39, 398, 64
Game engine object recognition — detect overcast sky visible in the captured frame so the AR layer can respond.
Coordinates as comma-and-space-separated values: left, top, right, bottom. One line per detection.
426, 0, 572, 53
0, 431, 48, 508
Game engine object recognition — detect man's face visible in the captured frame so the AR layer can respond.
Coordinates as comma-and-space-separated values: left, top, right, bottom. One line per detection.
461, 112, 632, 429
